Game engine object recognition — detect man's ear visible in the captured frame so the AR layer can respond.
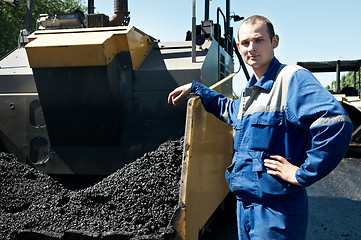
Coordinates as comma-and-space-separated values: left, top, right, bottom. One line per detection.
272, 35, 279, 49
237, 42, 240, 51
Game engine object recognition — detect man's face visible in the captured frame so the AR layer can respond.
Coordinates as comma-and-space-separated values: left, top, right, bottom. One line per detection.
237, 21, 279, 73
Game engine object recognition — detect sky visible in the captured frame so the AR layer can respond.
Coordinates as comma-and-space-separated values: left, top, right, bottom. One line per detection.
93, 0, 361, 95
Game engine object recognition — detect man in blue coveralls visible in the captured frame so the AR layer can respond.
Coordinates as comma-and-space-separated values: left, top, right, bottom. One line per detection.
168, 15, 353, 239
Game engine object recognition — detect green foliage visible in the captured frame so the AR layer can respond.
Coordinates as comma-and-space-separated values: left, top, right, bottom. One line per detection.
340, 69, 361, 90
326, 67, 361, 91
0, 0, 86, 58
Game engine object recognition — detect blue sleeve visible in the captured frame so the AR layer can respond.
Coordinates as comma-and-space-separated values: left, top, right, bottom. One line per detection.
286, 70, 353, 187
191, 81, 239, 126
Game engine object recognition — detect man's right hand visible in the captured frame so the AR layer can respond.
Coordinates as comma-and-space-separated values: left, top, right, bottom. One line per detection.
167, 83, 192, 106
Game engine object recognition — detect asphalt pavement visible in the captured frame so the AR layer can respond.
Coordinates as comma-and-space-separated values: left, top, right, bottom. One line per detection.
307, 157, 361, 240
200, 158, 361, 240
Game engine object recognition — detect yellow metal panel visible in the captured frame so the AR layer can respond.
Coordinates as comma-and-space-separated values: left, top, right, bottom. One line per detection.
127, 28, 153, 70
25, 26, 152, 69
174, 95, 233, 239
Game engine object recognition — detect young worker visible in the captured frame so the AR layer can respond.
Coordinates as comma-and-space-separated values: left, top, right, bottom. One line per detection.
168, 15, 353, 239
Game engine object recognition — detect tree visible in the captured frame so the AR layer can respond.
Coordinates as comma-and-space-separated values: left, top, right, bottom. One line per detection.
325, 68, 361, 93
0, 0, 86, 58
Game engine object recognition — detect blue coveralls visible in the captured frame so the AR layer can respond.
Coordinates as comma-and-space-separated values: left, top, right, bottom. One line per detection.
190, 58, 353, 239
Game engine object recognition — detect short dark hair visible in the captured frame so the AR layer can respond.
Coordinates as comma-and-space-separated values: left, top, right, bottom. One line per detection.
238, 15, 275, 41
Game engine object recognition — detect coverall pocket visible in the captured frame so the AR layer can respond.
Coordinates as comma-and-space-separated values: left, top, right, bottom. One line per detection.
249, 150, 301, 195
258, 170, 301, 195
249, 111, 285, 151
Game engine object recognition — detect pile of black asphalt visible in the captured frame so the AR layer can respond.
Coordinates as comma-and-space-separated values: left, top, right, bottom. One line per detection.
0, 138, 183, 240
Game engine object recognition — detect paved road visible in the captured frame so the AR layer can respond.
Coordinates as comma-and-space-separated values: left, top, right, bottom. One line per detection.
307, 157, 361, 240
200, 158, 361, 240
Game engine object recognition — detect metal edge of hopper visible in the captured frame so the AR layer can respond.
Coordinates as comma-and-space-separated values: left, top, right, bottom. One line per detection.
25, 26, 153, 70
171, 96, 195, 240
172, 95, 233, 239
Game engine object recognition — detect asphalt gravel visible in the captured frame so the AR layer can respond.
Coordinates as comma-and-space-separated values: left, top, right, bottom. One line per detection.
0, 138, 183, 240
